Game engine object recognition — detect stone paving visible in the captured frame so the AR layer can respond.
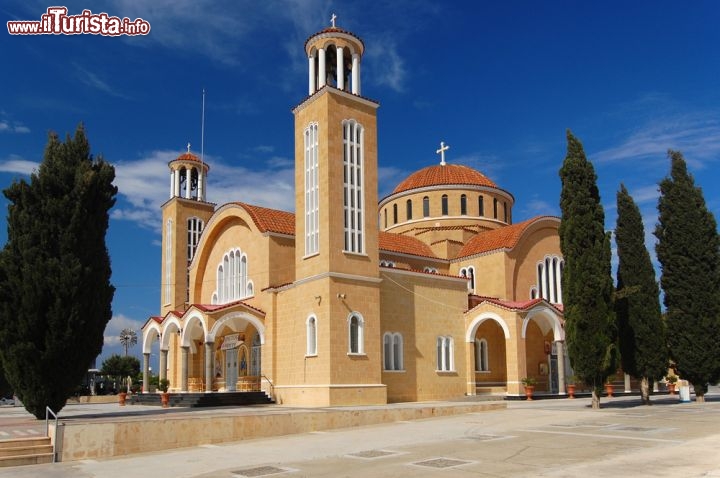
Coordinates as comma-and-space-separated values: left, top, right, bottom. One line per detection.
1, 390, 720, 477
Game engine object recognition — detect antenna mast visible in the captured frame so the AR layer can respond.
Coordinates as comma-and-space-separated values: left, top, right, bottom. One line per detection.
201, 88, 206, 165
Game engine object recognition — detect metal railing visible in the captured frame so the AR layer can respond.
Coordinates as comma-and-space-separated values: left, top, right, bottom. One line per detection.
260, 375, 275, 398
44, 406, 58, 463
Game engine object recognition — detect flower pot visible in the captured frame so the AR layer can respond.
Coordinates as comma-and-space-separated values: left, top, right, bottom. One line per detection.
161, 392, 170, 408
118, 392, 127, 406
567, 384, 576, 399
524, 385, 535, 400
667, 383, 676, 395
605, 383, 614, 397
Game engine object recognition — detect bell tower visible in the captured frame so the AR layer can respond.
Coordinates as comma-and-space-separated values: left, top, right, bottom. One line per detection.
161, 145, 214, 315
280, 16, 385, 406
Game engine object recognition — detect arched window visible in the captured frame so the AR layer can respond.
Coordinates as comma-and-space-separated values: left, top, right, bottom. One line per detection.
423, 196, 430, 217
380, 260, 396, 268
493, 198, 498, 219
534, 255, 564, 304
383, 208, 387, 229
441, 194, 449, 215
406, 199, 412, 220
348, 313, 364, 354
478, 195, 484, 217
214, 248, 252, 304
304, 123, 319, 255
393, 203, 398, 224
250, 333, 261, 376
460, 194, 467, 215
306, 316, 317, 356
475, 338, 489, 372
503, 202, 508, 222
343, 119, 364, 253
423, 266, 438, 273
383, 332, 404, 371
187, 217, 204, 261
436, 336, 454, 371
459, 266, 476, 293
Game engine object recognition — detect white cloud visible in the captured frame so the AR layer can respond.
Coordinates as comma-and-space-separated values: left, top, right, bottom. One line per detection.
73, 62, 129, 99
523, 198, 558, 217
364, 36, 406, 93
103, 313, 144, 347
593, 111, 720, 168
0, 156, 39, 175
0, 120, 30, 134
111, 149, 296, 232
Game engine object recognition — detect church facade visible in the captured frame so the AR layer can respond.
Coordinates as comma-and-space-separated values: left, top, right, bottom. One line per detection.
141, 21, 568, 406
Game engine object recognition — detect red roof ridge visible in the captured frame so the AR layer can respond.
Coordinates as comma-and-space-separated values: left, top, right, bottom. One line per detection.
456, 216, 559, 259
232, 202, 295, 235
379, 231, 438, 258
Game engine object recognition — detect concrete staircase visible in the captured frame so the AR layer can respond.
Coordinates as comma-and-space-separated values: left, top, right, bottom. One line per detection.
129, 391, 274, 407
0, 437, 54, 467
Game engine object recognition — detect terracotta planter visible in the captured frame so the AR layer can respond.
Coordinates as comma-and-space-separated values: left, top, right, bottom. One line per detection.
118, 392, 127, 406
524, 385, 535, 400
605, 383, 614, 397
667, 383, 676, 395
567, 384, 576, 399
161, 392, 170, 408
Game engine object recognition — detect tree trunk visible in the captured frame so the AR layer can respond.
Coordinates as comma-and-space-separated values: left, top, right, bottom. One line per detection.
696, 393, 705, 403
640, 377, 651, 405
591, 389, 601, 409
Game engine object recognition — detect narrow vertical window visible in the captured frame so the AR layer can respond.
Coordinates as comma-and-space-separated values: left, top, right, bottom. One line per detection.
348, 313, 364, 354
164, 219, 172, 304
304, 123, 319, 255
493, 198, 498, 219
460, 194, 467, 215
441, 194, 448, 215
475, 338, 489, 372
393, 203, 398, 224
503, 202, 508, 222
423, 196, 430, 217
383, 332, 404, 371
343, 120, 364, 253
406, 199, 412, 220
384, 208, 387, 229
187, 217, 204, 261
306, 316, 317, 356
478, 195, 484, 217
436, 336, 454, 371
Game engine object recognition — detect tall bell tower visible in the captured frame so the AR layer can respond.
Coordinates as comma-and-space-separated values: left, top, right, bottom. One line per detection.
160, 145, 214, 315
282, 16, 385, 406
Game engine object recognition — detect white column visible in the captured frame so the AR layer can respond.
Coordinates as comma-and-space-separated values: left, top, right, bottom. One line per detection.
159, 349, 168, 382
173, 169, 180, 197
318, 48, 326, 88
624, 372, 632, 393
336, 46, 344, 90
351, 54, 359, 94
185, 168, 192, 199
556, 341, 566, 395
169, 172, 174, 198
198, 169, 204, 201
541, 264, 547, 300
205, 342, 214, 392
181, 346, 189, 392
308, 55, 316, 95
142, 353, 150, 393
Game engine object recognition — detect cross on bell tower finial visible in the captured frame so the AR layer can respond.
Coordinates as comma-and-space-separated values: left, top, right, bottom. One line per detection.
186, 142, 191, 153
436, 141, 450, 166
330, 13, 337, 28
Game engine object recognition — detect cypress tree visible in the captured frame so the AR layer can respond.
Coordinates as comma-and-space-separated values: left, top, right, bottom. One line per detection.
655, 150, 720, 402
559, 130, 617, 409
0, 124, 116, 418
615, 184, 666, 404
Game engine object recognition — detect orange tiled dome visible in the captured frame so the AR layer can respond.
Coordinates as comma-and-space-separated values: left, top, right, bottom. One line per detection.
173, 152, 202, 163
391, 164, 497, 195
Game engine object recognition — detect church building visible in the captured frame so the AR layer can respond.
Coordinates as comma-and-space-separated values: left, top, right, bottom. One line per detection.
141, 19, 568, 406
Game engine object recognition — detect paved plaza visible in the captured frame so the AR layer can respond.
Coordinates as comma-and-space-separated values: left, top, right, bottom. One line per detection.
1, 390, 719, 477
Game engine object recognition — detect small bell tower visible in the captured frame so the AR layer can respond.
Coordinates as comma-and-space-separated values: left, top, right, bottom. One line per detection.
161, 144, 214, 315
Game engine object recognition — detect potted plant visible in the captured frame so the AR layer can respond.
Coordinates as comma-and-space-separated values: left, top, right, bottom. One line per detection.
666, 374, 678, 395
605, 377, 615, 397
521, 377, 537, 400
566, 376, 577, 399
158, 379, 171, 408
118, 386, 128, 406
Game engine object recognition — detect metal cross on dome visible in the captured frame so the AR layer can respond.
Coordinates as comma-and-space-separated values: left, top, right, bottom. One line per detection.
186, 142, 191, 153
436, 141, 450, 166
331, 13, 337, 28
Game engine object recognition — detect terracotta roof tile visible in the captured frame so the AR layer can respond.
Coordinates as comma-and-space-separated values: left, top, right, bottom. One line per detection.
379, 231, 437, 258
233, 202, 295, 235
391, 164, 498, 195
193, 300, 266, 316
456, 216, 557, 258
467, 295, 563, 314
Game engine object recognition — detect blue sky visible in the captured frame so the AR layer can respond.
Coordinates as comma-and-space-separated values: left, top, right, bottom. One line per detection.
2, 1, 720, 367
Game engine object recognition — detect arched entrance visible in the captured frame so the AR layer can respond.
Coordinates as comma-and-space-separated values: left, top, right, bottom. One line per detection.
522, 307, 565, 394
466, 313, 510, 394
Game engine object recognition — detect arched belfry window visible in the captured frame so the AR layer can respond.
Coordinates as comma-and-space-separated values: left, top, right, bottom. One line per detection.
406, 199, 413, 220
459, 266, 476, 293
343, 119, 364, 253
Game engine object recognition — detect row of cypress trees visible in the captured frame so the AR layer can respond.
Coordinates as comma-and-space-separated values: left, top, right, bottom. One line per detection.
560, 131, 720, 408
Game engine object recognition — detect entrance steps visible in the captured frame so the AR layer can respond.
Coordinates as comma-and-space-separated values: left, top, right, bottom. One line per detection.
0, 437, 53, 467
475, 386, 507, 396
129, 391, 274, 407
